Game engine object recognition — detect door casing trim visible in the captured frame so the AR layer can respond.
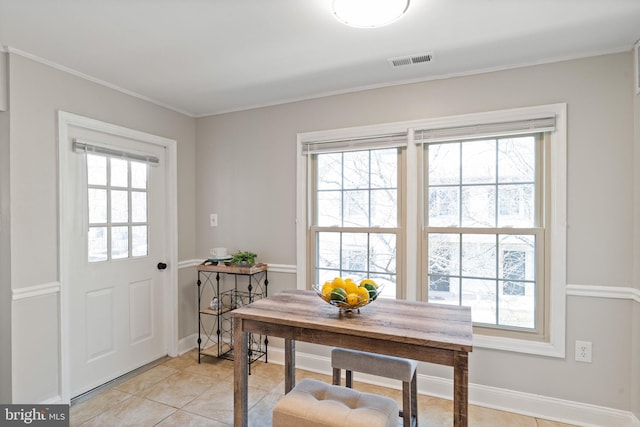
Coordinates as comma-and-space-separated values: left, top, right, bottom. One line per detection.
57, 111, 179, 403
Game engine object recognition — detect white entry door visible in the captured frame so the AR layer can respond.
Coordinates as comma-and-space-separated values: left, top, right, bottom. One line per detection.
65, 124, 168, 398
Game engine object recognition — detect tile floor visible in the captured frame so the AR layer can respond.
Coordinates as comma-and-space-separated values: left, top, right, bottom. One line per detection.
70, 350, 579, 426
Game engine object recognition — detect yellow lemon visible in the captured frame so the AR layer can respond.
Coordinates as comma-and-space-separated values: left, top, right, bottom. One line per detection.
356, 286, 370, 303
344, 280, 359, 295
346, 293, 360, 306
321, 281, 333, 296
332, 277, 346, 290
360, 278, 378, 288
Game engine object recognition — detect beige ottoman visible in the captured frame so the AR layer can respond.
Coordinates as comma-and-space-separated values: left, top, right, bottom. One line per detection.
272, 378, 399, 427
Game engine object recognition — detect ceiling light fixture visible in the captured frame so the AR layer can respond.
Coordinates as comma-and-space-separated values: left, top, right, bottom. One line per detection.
331, 0, 410, 28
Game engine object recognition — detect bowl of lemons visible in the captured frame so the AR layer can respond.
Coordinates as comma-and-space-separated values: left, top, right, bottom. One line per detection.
313, 277, 383, 312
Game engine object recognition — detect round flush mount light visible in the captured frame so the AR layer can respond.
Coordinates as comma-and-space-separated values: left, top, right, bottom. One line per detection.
332, 0, 410, 28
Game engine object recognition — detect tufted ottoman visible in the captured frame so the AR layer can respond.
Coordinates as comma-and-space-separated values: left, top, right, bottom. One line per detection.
272, 378, 399, 427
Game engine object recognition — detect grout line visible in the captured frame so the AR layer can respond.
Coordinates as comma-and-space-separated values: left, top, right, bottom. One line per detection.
70, 356, 171, 406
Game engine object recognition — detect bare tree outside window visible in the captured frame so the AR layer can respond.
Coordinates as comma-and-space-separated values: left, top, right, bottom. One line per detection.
313, 148, 400, 298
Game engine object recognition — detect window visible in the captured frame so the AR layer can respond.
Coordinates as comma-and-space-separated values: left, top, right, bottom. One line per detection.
424, 134, 544, 333
309, 148, 403, 298
86, 154, 149, 262
298, 104, 566, 356
301, 132, 407, 298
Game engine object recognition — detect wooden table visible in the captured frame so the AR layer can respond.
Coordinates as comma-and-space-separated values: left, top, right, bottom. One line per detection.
232, 290, 473, 426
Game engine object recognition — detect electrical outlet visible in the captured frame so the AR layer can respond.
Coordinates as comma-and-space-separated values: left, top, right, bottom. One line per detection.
210, 213, 218, 227
575, 340, 592, 363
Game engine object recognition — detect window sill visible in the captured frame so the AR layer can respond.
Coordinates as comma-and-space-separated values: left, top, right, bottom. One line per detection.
473, 333, 565, 358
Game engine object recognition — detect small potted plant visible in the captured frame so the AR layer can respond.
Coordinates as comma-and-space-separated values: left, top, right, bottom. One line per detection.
230, 250, 257, 267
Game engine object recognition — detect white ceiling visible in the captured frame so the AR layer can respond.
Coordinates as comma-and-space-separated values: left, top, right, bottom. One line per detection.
1, 0, 640, 117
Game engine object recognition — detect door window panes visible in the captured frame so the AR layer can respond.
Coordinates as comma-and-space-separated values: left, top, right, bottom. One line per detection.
86, 154, 149, 262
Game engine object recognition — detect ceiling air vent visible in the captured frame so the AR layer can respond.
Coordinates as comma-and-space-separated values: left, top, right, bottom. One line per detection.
388, 52, 433, 68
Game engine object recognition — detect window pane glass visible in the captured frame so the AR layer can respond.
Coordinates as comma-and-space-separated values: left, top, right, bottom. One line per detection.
428, 187, 459, 227
88, 227, 107, 262
428, 143, 460, 185
499, 234, 535, 281
462, 278, 497, 324
88, 189, 107, 224
343, 190, 369, 227
343, 151, 369, 189
498, 184, 535, 227
111, 226, 129, 259
461, 185, 495, 227
462, 140, 495, 184
461, 234, 496, 278
498, 137, 535, 183
87, 154, 107, 186
317, 232, 341, 272
499, 281, 535, 328
370, 149, 397, 188
111, 190, 129, 223
428, 233, 460, 275
429, 276, 460, 305
371, 189, 396, 227
341, 233, 368, 274
131, 191, 147, 223
132, 225, 147, 257
131, 161, 147, 189
110, 158, 128, 187
369, 233, 396, 274
317, 153, 342, 190
317, 191, 342, 226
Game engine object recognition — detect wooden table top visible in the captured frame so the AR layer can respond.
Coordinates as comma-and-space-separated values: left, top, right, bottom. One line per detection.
231, 290, 472, 353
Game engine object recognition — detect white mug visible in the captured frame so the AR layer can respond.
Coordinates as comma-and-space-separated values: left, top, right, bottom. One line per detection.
211, 247, 228, 258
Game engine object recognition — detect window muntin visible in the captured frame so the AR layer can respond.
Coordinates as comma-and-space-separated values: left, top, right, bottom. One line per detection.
86, 153, 149, 262
424, 134, 544, 333
311, 148, 401, 299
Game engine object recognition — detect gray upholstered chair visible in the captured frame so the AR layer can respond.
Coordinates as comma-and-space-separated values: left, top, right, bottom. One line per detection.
331, 347, 418, 427
272, 378, 398, 427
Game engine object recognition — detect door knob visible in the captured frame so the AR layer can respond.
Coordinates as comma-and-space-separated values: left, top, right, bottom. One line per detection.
157, 262, 167, 270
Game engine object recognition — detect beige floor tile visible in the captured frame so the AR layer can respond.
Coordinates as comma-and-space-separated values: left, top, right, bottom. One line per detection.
469, 405, 538, 427
184, 357, 234, 380
248, 391, 284, 427
141, 370, 214, 408
162, 351, 199, 371
155, 409, 230, 426
182, 379, 268, 425
114, 365, 179, 395
247, 362, 286, 391
78, 395, 175, 427
70, 388, 133, 426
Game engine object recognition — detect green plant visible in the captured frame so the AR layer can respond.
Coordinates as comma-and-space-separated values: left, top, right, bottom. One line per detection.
231, 250, 257, 265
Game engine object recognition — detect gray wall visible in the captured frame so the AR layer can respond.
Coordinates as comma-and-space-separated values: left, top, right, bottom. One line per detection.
0, 52, 11, 404
633, 61, 640, 420
195, 52, 638, 411
6, 53, 196, 402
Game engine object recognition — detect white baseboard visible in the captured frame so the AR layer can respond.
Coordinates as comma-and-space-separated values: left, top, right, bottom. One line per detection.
266, 347, 640, 427
178, 333, 198, 355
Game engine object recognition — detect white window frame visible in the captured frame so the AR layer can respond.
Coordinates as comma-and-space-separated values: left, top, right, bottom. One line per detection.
296, 103, 566, 357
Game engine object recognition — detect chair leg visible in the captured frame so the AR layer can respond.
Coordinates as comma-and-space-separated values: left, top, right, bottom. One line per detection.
332, 368, 341, 386
410, 373, 418, 427
402, 381, 411, 427
345, 370, 353, 388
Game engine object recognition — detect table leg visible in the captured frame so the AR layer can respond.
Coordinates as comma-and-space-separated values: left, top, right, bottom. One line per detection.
234, 319, 248, 427
453, 352, 469, 427
284, 338, 295, 393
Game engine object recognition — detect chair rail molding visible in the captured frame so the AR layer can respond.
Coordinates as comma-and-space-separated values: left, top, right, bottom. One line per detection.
566, 284, 640, 303
11, 282, 60, 300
